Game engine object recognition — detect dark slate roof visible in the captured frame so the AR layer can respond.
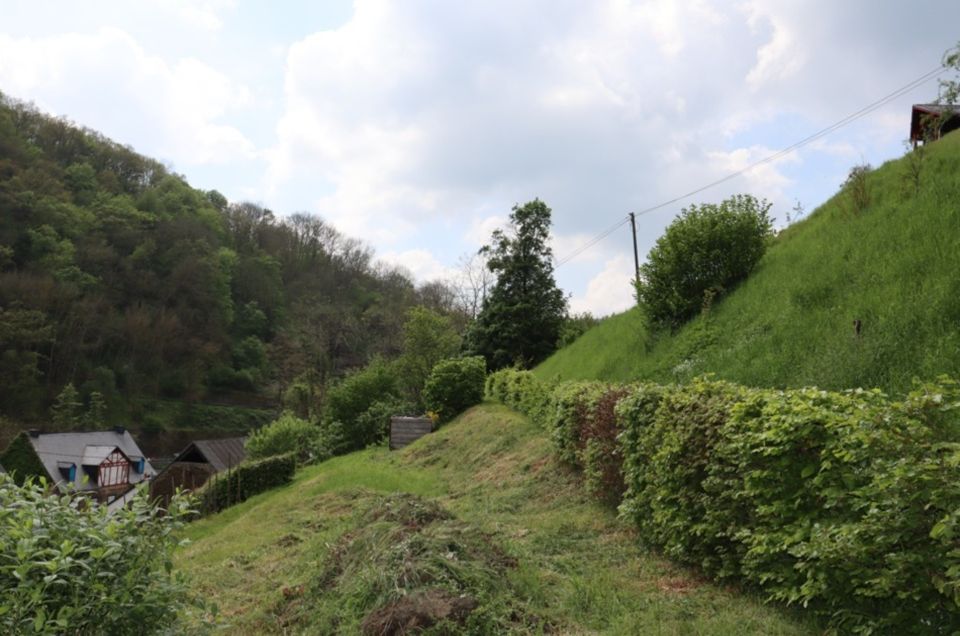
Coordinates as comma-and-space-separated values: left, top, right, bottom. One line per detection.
913, 103, 960, 114
182, 437, 247, 473
27, 430, 155, 493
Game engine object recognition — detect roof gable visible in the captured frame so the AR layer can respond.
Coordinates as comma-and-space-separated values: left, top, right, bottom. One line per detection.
174, 437, 247, 473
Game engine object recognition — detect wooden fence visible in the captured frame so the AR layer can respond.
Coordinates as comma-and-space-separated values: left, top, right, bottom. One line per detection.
389, 417, 433, 450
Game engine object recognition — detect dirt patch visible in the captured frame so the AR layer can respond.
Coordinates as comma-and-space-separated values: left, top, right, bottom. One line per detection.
656, 575, 702, 595
361, 589, 478, 636
276, 533, 302, 547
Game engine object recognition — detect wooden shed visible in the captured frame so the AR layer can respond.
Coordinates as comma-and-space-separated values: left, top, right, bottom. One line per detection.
910, 103, 960, 147
149, 436, 246, 506
390, 417, 434, 450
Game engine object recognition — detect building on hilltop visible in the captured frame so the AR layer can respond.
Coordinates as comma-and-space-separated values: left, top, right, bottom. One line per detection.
910, 103, 960, 147
0, 427, 155, 510
149, 436, 246, 506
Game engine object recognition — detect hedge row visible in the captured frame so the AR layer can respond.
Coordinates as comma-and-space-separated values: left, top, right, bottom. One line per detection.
485, 369, 960, 633
195, 452, 297, 515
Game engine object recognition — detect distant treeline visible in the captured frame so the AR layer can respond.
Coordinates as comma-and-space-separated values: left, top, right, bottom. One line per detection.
0, 92, 461, 422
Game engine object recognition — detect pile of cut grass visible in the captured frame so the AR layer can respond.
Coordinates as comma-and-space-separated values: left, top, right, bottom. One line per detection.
537, 133, 960, 393
177, 403, 818, 634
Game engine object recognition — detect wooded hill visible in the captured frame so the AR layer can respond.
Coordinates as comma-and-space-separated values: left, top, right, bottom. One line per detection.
0, 93, 454, 427
537, 131, 960, 394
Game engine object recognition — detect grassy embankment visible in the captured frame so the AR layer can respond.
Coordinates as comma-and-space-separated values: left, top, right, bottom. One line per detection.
537, 133, 960, 394
177, 403, 817, 634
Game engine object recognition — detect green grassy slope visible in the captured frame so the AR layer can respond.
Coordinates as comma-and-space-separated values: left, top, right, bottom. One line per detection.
538, 134, 960, 392
177, 403, 816, 634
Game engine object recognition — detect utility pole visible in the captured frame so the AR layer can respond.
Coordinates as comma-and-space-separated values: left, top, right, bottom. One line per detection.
629, 212, 640, 286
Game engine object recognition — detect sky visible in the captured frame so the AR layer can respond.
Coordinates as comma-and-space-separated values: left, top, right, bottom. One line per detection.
0, 0, 957, 316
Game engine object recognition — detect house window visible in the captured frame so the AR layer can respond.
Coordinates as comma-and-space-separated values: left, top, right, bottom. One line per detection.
99, 450, 130, 488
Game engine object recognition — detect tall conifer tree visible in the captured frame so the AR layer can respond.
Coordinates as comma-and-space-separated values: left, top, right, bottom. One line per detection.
467, 199, 567, 369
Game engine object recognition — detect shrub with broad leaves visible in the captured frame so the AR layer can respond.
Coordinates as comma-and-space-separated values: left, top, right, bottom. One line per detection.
0, 476, 200, 635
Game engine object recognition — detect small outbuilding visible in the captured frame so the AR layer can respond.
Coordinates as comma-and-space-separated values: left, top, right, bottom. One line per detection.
0, 427, 154, 506
910, 103, 960, 146
149, 436, 246, 506
390, 416, 434, 450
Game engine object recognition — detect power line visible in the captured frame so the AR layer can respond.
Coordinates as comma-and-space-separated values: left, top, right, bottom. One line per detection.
555, 216, 630, 266
554, 65, 946, 268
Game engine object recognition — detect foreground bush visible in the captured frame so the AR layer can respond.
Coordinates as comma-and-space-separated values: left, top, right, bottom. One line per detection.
489, 373, 960, 633
246, 412, 329, 464
0, 476, 197, 635
422, 356, 486, 422
196, 452, 296, 514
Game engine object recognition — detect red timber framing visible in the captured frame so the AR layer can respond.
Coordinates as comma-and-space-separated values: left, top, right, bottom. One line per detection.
98, 449, 131, 489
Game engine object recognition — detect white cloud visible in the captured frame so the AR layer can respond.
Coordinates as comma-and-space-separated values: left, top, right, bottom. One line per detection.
550, 231, 609, 265
152, 0, 236, 31
379, 248, 458, 282
704, 144, 799, 203
570, 254, 635, 316
465, 215, 507, 248
0, 27, 254, 166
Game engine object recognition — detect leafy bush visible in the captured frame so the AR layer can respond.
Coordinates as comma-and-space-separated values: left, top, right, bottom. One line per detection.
637, 194, 772, 328
245, 412, 329, 464
324, 359, 405, 452
422, 356, 486, 423
347, 396, 411, 450
195, 452, 296, 514
0, 476, 198, 634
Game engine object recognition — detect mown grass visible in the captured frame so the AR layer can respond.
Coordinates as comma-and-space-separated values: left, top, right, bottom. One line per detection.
537, 133, 960, 394
177, 403, 817, 634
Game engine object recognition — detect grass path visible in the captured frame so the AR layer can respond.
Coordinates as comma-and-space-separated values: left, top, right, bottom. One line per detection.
177, 403, 817, 634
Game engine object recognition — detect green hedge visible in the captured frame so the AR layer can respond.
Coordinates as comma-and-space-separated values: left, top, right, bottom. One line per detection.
485, 368, 555, 429
488, 372, 960, 633
195, 452, 296, 515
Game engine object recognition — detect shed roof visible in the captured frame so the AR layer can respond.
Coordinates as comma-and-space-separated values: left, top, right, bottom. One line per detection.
28, 429, 154, 493
911, 103, 960, 141
176, 437, 247, 473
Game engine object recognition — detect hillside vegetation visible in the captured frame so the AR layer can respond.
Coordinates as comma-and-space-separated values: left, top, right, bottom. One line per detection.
0, 93, 454, 431
177, 403, 815, 635
537, 133, 960, 393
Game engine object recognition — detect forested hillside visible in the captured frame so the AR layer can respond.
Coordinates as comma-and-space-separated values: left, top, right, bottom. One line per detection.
0, 93, 450, 429
537, 132, 960, 394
